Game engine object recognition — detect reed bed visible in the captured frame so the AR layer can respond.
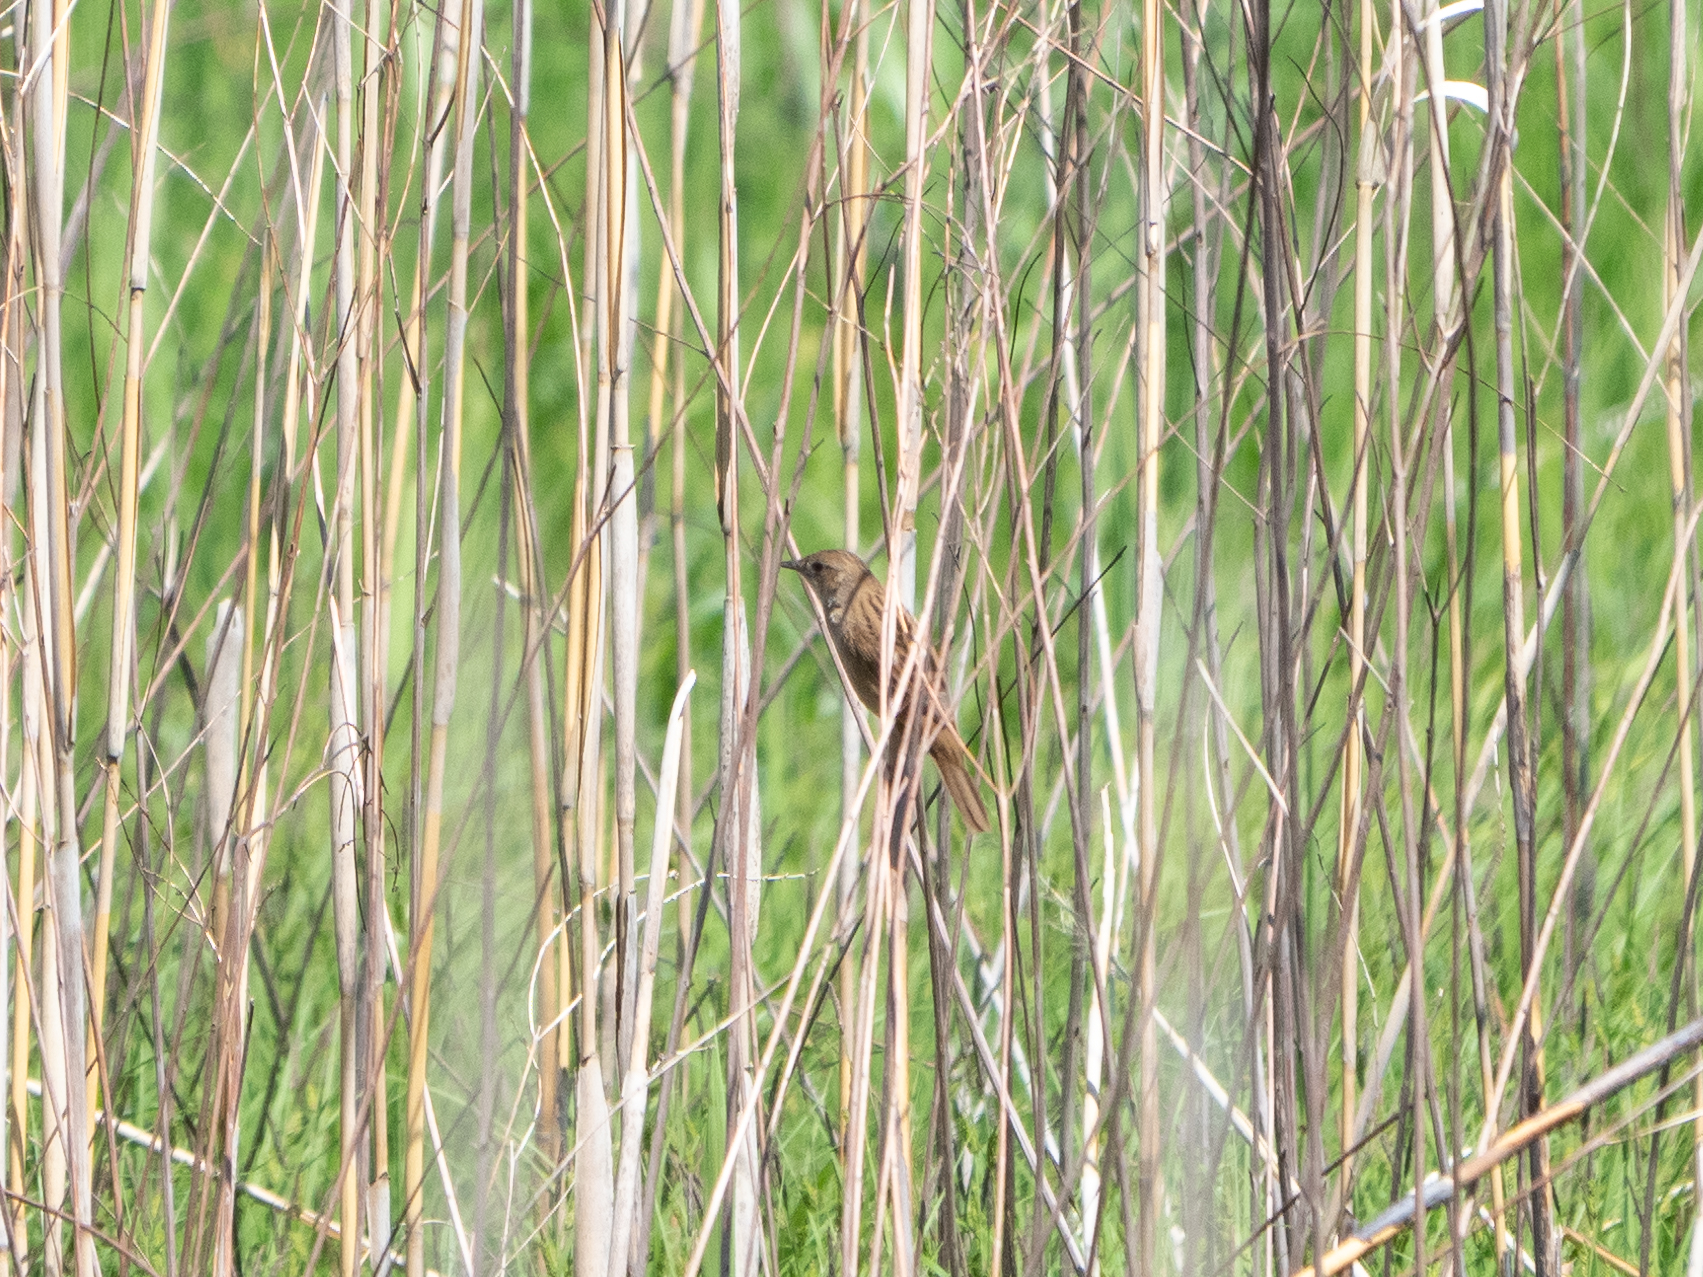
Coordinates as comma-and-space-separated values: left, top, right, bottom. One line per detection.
0, 0, 1697, 1273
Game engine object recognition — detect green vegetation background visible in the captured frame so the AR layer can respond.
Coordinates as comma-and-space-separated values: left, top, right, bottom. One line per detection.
38, 0, 1703, 1268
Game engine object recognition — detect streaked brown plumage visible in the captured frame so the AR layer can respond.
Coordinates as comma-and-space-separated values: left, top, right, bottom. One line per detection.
782, 549, 991, 835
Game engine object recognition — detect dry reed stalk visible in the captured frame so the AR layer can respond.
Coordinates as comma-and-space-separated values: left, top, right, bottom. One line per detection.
730, 599, 764, 1277
214, 241, 275, 1277
0, 209, 21, 1277
1059, 8, 1101, 1254
1135, 0, 1165, 1265
606, 0, 641, 1099
1485, 1, 1556, 1268
838, 700, 881, 1254
330, 0, 367, 1268
1078, 791, 1121, 1259
1556, 0, 1590, 1029
11, 582, 42, 1267
204, 603, 244, 1277
0, 58, 31, 1271
380, 12, 453, 703
831, 0, 869, 1159
868, 0, 933, 1263
1338, 0, 1375, 1212
502, 0, 560, 1178
609, 673, 694, 1271
25, 0, 91, 1265
1361, 9, 1428, 1267
0, 530, 9, 1275
405, 0, 482, 1270
1417, 0, 1497, 1257
892, 0, 930, 612
400, 13, 444, 1253
707, 0, 758, 1268
353, 8, 393, 1268
570, 3, 617, 1274
661, 0, 706, 980
91, 0, 171, 1124
565, 469, 612, 1277
1664, 0, 1702, 1215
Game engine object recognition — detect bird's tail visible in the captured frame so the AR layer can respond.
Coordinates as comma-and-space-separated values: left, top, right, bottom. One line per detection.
931, 731, 991, 835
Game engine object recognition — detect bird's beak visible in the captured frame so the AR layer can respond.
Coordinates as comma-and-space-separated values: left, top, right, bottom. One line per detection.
780, 559, 803, 572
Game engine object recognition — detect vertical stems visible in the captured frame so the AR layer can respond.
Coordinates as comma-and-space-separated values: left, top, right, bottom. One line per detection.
405, 1, 481, 1270
572, 5, 616, 1271
1557, 0, 1590, 1029
710, 0, 750, 1267
658, 0, 704, 973
93, 0, 171, 1109
608, 0, 641, 1095
610, 675, 695, 1271
1666, 0, 1702, 1224
504, 0, 559, 1182
1486, 1, 1554, 1270
205, 602, 245, 1277
357, 1, 391, 1264
27, 0, 91, 1266
1340, 0, 1374, 1210
834, 0, 868, 1157
0, 113, 26, 1268
1135, 0, 1165, 1265
329, 0, 365, 1267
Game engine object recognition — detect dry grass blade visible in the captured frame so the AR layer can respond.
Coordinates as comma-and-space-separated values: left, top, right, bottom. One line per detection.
609, 672, 694, 1273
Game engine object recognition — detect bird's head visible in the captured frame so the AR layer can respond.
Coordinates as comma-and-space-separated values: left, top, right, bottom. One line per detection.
781, 549, 871, 616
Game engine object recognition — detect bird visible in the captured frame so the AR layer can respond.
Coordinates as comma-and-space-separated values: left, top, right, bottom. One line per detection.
781, 549, 991, 836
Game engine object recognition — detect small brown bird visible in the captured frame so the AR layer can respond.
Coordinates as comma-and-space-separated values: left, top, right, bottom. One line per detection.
782, 549, 991, 835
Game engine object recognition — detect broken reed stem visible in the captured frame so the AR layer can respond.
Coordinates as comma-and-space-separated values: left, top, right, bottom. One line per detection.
1297, 1016, 1703, 1277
